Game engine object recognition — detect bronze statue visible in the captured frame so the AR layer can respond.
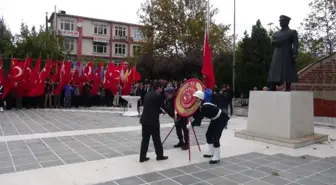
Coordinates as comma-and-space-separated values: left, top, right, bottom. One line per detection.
268, 15, 298, 91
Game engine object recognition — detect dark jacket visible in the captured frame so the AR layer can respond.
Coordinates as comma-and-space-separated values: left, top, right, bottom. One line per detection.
140, 90, 165, 127
216, 91, 229, 109
227, 89, 233, 101
165, 96, 175, 118
191, 102, 230, 127
83, 84, 91, 96
135, 87, 143, 96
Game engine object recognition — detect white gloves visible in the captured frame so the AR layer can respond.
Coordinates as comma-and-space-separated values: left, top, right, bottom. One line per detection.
186, 122, 191, 129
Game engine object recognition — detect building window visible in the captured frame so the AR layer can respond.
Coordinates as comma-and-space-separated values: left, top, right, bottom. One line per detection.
115, 26, 126, 37
132, 29, 144, 41
115, 44, 126, 55
63, 38, 74, 51
60, 19, 75, 31
132, 45, 142, 56
93, 42, 107, 53
94, 23, 107, 35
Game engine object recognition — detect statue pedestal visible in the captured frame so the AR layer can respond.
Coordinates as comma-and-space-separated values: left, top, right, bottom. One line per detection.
234, 91, 328, 148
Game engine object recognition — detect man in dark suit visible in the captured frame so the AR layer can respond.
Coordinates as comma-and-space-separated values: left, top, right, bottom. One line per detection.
139, 81, 168, 162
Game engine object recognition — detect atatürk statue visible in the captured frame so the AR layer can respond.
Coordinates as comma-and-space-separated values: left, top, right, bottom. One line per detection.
268, 15, 298, 91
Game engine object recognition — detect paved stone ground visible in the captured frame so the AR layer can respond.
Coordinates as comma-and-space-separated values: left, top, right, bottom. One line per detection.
0, 110, 173, 136
0, 126, 207, 174
96, 153, 336, 185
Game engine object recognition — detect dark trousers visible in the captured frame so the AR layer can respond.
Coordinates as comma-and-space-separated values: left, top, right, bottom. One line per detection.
205, 115, 229, 148
73, 95, 80, 107
105, 90, 113, 106
54, 95, 61, 108
0, 97, 3, 107
175, 118, 188, 144
16, 97, 22, 109
64, 96, 72, 108
140, 125, 164, 159
84, 94, 91, 107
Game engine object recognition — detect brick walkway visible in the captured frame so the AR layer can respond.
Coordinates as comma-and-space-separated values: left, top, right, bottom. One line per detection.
0, 110, 172, 136
0, 109, 335, 185
96, 153, 336, 185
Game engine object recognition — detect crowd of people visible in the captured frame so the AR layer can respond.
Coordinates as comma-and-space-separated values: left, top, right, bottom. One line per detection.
0, 79, 234, 114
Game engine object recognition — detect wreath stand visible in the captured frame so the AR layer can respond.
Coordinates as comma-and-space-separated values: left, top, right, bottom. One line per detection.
162, 118, 201, 161
162, 78, 205, 161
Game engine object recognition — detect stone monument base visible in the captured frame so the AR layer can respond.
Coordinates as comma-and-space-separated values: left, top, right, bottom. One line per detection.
235, 130, 328, 148
234, 91, 328, 148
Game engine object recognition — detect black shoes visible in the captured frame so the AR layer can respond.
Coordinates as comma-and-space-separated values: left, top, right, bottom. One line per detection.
209, 160, 220, 164
139, 157, 150, 163
174, 141, 189, 150
203, 154, 213, 158
140, 156, 168, 162
156, 156, 168, 161
174, 142, 184, 148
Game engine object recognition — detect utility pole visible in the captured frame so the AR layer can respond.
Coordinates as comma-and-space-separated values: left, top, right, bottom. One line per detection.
45, 12, 48, 32
232, 0, 236, 97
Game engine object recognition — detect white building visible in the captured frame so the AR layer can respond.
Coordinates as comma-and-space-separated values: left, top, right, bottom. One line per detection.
48, 11, 144, 61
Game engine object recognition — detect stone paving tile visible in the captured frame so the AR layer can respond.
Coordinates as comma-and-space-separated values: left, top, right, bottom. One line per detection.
308, 174, 336, 184
93, 152, 336, 185
296, 178, 329, 185
0, 109, 174, 136
0, 126, 208, 174
149, 179, 180, 185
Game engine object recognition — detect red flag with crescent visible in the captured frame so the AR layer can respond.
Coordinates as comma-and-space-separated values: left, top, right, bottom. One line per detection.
10, 59, 25, 82
84, 61, 94, 81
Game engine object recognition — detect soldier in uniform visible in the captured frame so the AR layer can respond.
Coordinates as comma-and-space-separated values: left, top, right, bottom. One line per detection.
190, 90, 230, 164
268, 15, 299, 91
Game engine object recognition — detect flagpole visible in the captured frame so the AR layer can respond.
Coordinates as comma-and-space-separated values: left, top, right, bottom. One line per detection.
207, 0, 210, 32
232, 0, 236, 98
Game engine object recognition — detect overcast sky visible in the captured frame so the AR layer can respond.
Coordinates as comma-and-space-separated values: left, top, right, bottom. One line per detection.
1, 0, 311, 37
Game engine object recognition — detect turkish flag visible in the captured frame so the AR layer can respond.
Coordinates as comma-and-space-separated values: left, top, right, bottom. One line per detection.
119, 61, 128, 72
84, 61, 94, 81
103, 62, 118, 94
53, 61, 72, 95
28, 78, 45, 97
91, 62, 104, 95
39, 59, 52, 81
18, 56, 33, 97
51, 61, 62, 82
72, 61, 82, 84
23, 56, 32, 81
30, 58, 41, 86
202, 34, 215, 89
10, 59, 25, 82
2, 58, 22, 99
130, 66, 141, 82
